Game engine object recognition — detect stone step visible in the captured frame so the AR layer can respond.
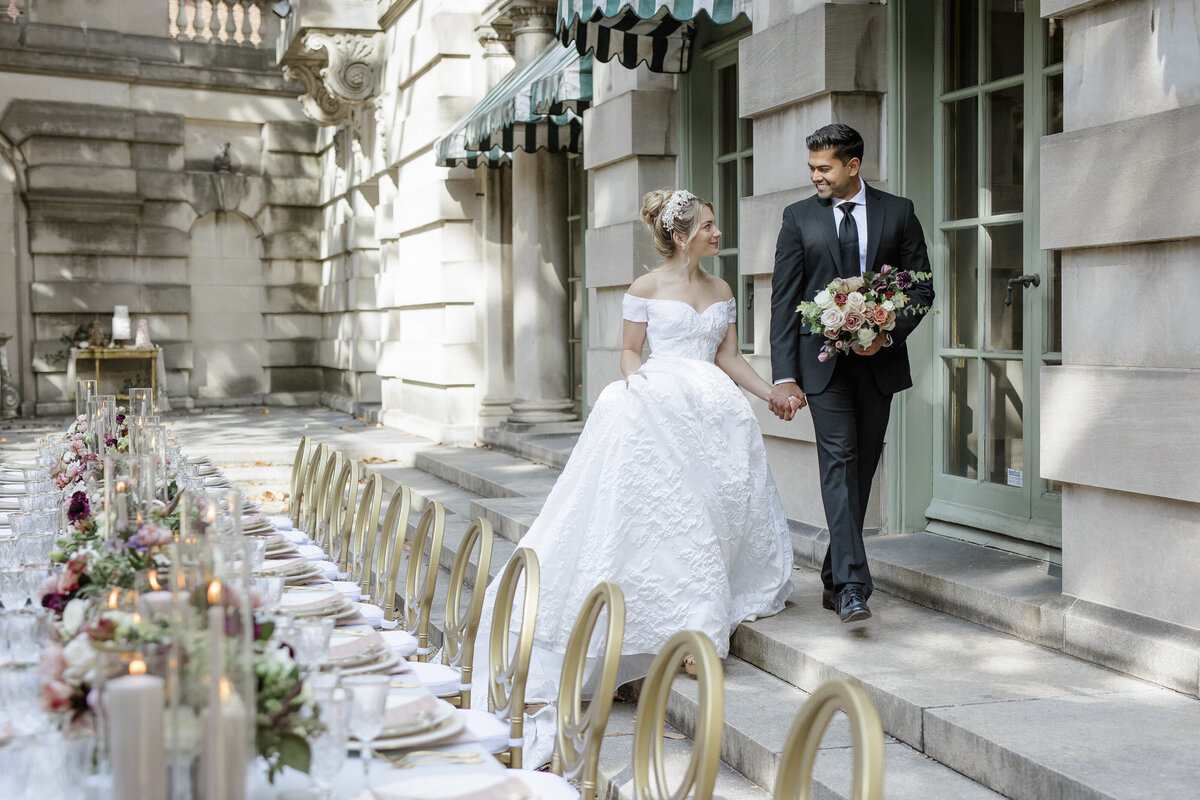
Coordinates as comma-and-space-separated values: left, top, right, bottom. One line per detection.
413, 446, 560, 500
469, 496, 542, 546
479, 427, 580, 471
594, 700, 772, 800
665, 657, 1002, 800
370, 463, 480, 520
730, 569, 1200, 800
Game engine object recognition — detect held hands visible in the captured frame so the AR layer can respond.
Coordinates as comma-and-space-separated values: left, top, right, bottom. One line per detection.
624, 370, 648, 389
768, 382, 806, 421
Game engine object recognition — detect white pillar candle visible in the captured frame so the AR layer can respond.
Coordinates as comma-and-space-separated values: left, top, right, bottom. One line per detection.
204, 580, 226, 797
107, 659, 167, 800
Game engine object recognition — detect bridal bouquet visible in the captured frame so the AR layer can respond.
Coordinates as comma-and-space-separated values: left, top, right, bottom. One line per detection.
796, 265, 932, 361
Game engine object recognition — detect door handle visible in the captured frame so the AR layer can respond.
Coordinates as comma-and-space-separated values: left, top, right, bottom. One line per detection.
1004, 273, 1041, 307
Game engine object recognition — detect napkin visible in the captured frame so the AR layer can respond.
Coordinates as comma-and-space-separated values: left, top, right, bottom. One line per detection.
370, 772, 530, 800
260, 557, 307, 575
379, 629, 418, 659
312, 560, 339, 580
328, 630, 384, 660
382, 688, 442, 730
281, 529, 308, 545
330, 580, 363, 601
405, 662, 462, 698
354, 602, 385, 627
279, 589, 337, 613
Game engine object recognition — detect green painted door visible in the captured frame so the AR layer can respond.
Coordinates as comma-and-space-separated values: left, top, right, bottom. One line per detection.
898, 1, 1064, 551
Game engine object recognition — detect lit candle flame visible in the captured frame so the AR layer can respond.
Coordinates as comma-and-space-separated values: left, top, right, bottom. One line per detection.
108, 588, 120, 609
131, 611, 142, 625
116, 480, 127, 492
130, 658, 147, 676
204, 505, 216, 523
218, 677, 232, 703
148, 570, 161, 591
207, 579, 222, 605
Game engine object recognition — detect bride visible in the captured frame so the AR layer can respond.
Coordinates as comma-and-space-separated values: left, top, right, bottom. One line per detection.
470, 188, 795, 765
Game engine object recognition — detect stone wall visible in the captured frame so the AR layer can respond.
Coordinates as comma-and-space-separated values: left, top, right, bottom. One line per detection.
0, 4, 321, 413
1040, 0, 1200, 629
737, 0, 889, 539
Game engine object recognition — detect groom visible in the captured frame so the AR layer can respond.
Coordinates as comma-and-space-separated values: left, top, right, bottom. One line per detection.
767, 124, 934, 623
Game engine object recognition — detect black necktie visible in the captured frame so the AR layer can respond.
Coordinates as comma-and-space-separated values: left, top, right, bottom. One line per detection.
838, 202, 859, 277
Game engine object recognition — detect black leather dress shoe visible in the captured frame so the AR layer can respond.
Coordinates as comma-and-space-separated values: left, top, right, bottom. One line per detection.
822, 588, 836, 611
836, 585, 872, 623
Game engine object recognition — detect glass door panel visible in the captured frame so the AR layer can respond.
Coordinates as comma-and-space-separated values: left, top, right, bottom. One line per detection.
929, 1, 1063, 546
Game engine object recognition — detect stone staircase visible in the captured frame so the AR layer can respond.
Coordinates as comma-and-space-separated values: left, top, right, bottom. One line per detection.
363, 438, 1200, 800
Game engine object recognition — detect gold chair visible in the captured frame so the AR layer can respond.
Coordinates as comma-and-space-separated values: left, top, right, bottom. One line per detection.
440, 517, 495, 708
286, 435, 311, 529
633, 631, 724, 800
312, 450, 343, 550
345, 471, 383, 585
400, 501, 446, 660
552, 582, 626, 800
297, 442, 330, 536
326, 457, 360, 570
486, 546, 540, 768
773, 680, 884, 800
373, 485, 413, 605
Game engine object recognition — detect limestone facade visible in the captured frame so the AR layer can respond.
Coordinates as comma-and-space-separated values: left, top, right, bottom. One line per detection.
2, 0, 1198, 648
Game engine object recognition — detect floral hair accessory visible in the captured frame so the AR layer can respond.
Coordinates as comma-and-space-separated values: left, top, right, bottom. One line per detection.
661, 190, 697, 233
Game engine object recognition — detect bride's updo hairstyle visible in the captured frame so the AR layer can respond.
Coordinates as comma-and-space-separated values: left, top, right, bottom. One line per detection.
640, 189, 713, 262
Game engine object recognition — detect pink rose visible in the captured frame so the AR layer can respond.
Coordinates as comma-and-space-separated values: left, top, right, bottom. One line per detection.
817, 350, 831, 363
843, 311, 865, 332
871, 306, 890, 326
820, 307, 846, 333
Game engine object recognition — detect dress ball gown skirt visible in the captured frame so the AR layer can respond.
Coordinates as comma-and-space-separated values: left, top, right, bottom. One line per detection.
470, 351, 794, 767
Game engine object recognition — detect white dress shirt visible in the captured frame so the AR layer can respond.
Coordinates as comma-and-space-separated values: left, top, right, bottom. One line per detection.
775, 179, 882, 387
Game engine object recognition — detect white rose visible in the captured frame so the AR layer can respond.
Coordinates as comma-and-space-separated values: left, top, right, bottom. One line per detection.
819, 307, 846, 332
845, 291, 866, 312
857, 328, 877, 346
62, 598, 88, 637
62, 634, 98, 685
881, 300, 896, 312
814, 289, 835, 309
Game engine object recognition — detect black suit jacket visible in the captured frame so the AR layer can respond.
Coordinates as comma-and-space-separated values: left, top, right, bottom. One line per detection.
770, 183, 934, 396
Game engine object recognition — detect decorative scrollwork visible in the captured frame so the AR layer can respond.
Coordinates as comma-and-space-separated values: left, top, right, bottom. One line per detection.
281, 31, 382, 127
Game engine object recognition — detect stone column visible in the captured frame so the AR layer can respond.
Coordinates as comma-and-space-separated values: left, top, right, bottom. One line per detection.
506, 4, 576, 425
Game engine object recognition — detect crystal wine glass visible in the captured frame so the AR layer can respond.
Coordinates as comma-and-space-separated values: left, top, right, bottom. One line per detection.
343, 674, 391, 778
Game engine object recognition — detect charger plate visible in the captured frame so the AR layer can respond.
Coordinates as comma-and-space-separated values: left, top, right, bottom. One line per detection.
347, 710, 465, 752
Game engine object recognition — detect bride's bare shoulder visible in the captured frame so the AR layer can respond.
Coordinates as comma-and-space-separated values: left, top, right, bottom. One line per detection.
627, 273, 658, 299
704, 273, 735, 302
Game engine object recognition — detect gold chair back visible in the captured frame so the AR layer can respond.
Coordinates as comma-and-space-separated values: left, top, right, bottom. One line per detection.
441, 518, 495, 708
379, 485, 414, 615
487, 546, 540, 769
287, 436, 311, 529
298, 442, 330, 534
327, 458, 360, 569
772, 680, 884, 800
402, 501, 445, 660
552, 582, 626, 800
633, 631, 723, 800
347, 472, 384, 585
313, 450, 344, 550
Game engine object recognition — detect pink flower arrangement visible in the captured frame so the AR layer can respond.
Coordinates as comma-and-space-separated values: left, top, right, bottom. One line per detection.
796, 265, 932, 362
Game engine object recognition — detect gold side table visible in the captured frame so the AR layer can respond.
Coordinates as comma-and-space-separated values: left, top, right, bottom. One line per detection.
74, 347, 160, 402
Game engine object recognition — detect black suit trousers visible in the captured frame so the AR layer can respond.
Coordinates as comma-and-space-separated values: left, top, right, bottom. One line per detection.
805, 354, 893, 596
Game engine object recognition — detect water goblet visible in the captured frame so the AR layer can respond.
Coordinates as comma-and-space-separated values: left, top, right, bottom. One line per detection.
0, 664, 48, 736
265, 611, 295, 648
244, 536, 268, 573
17, 493, 55, 513
20, 466, 50, 482
253, 575, 284, 614
21, 566, 57, 610
19, 533, 58, 567
0, 537, 20, 569
21, 479, 57, 497
292, 617, 335, 674
0, 567, 27, 612
343, 674, 391, 778
308, 687, 351, 799
6, 610, 51, 665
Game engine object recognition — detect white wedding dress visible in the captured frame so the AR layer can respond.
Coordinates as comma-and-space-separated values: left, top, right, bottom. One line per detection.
469, 293, 794, 766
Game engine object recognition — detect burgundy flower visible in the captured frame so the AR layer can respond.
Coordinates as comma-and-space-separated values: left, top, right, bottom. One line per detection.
885, 291, 895, 299
67, 491, 91, 523
896, 270, 913, 288
41, 591, 70, 616
115, 414, 126, 425
105, 437, 117, 448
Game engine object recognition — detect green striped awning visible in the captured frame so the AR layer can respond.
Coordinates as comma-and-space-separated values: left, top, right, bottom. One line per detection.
557, 0, 751, 72
435, 44, 592, 169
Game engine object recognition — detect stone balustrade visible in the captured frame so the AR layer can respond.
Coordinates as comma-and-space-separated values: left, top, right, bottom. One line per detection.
169, 0, 277, 47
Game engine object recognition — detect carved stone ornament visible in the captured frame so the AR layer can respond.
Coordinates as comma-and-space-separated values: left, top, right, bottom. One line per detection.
282, 31, 383, 127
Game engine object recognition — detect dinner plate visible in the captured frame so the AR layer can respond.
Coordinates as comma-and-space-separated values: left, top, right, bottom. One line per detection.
347, 710, 465, 752
338, 650, 402, 677
326, 643, 390, 669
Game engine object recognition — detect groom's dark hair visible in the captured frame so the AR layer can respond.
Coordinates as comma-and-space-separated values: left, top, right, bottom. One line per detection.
806, 124, 864, 165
